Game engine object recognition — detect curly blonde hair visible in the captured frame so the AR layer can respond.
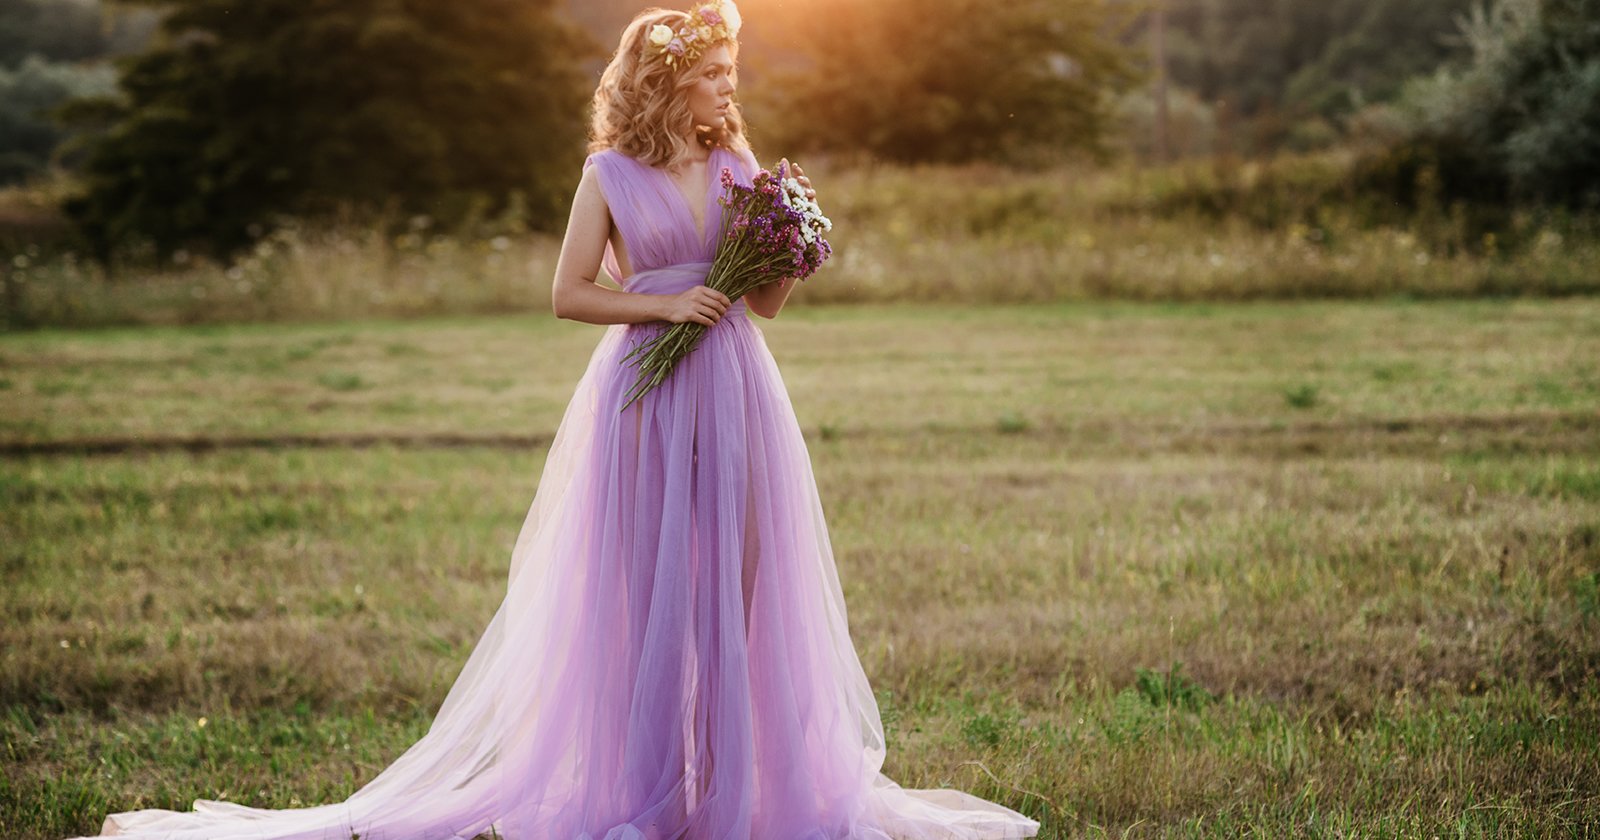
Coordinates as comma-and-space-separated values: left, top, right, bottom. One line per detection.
587, 7, 751, 171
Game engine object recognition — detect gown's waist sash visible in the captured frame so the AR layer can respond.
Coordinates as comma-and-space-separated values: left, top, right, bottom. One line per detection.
622, 260, 747, 320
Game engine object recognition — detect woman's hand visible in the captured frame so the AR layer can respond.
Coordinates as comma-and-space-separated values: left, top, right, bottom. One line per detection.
661, 286, 732, 327
779, 157, 816, 200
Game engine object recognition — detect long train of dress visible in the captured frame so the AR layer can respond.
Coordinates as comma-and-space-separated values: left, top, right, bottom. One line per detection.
81, 146, 1041, 840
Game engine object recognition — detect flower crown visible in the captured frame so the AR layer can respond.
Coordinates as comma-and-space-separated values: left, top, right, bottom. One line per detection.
643, 0, 742, 70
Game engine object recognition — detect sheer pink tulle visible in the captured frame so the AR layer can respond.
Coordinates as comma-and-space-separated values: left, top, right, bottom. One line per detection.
83, 147, 1041, 840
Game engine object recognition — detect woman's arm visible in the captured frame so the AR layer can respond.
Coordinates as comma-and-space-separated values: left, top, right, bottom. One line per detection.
743, 275, 797, 319
740, 157, 812, 320
551, 166, 731, 327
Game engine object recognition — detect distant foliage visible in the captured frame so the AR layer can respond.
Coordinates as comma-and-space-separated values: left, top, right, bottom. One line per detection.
1145, 0, 1474, 152
0, 1, 161, 185
0, 0, 109, 67
1370, 0, 1600, 209
1114, 85, 1218, 159
746, 0, 1138, 166
0, 54, 115, 184
54, 0, 596, 264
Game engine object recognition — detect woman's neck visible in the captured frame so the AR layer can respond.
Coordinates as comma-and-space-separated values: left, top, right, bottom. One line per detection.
668, 143, 714, 172
682, 141, 713, 164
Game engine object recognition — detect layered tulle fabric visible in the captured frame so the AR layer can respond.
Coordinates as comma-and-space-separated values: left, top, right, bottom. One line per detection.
82, 147, 1040, 840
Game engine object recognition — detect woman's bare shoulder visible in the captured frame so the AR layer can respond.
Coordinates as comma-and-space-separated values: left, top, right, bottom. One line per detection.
580, 149, 622, 205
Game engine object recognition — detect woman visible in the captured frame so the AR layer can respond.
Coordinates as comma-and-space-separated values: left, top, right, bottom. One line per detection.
78, 3, 1042, 838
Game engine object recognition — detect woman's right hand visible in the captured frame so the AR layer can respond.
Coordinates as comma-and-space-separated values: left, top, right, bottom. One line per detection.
660, 286, 733, 327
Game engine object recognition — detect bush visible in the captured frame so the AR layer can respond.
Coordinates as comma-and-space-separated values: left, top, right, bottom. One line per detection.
1358, 0, 1600, 210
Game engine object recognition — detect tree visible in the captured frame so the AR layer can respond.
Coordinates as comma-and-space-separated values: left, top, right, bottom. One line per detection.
1380, 0, 1600, 208
744, 0, 1138, 166
55, 0, 597, 263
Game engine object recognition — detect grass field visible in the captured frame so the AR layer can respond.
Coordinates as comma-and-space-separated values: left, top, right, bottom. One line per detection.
3, 298, 1599, 837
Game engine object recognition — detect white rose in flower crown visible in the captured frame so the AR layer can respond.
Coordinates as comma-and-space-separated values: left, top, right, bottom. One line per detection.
721, 0, 741, 36
648, 24, 674, 47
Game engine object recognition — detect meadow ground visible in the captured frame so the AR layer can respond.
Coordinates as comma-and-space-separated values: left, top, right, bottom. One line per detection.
2, 298, 1598, 837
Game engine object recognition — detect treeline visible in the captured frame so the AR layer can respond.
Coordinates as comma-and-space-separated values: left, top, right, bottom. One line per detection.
7, 0, 1144, 263
1132, 0, 1475, 155
1, 0, 1596, 267
1368, 0, 1600, 211
1148, 0, 1600, 224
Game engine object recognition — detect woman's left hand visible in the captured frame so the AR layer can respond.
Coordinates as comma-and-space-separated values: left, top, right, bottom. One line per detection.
779, 157, 815, 201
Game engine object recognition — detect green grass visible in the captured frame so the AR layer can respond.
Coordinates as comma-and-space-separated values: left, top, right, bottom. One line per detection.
3, 299, 1598, 838
3, 297, 1598, 445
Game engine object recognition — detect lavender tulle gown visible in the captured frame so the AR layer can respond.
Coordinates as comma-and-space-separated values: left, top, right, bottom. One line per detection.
83, 146, 1041, 840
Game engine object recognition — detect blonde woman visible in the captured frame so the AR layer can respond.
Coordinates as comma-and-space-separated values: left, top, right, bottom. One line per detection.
77, 3, 1040, 838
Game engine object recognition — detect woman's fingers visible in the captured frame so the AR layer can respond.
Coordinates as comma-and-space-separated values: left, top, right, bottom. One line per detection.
688, 288, 731, 326
794, 165, 816, 199
781, 158, 817, 199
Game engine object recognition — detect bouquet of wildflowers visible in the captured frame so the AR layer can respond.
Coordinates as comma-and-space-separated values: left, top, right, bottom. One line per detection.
619, 161, 832, 411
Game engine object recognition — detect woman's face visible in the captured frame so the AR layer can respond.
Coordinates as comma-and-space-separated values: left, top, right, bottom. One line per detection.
684, 43, 736, 135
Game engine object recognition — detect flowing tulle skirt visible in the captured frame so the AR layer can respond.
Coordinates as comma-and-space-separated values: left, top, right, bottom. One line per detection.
88, 263, 1040, 840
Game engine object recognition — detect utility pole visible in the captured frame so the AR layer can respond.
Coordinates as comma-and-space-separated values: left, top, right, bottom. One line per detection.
1152, 0, 1171, 163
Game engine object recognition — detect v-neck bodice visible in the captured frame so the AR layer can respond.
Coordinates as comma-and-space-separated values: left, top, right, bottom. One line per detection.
664, 157, 716, 242
584, 145, 759, 288
585, 146, 753, 277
